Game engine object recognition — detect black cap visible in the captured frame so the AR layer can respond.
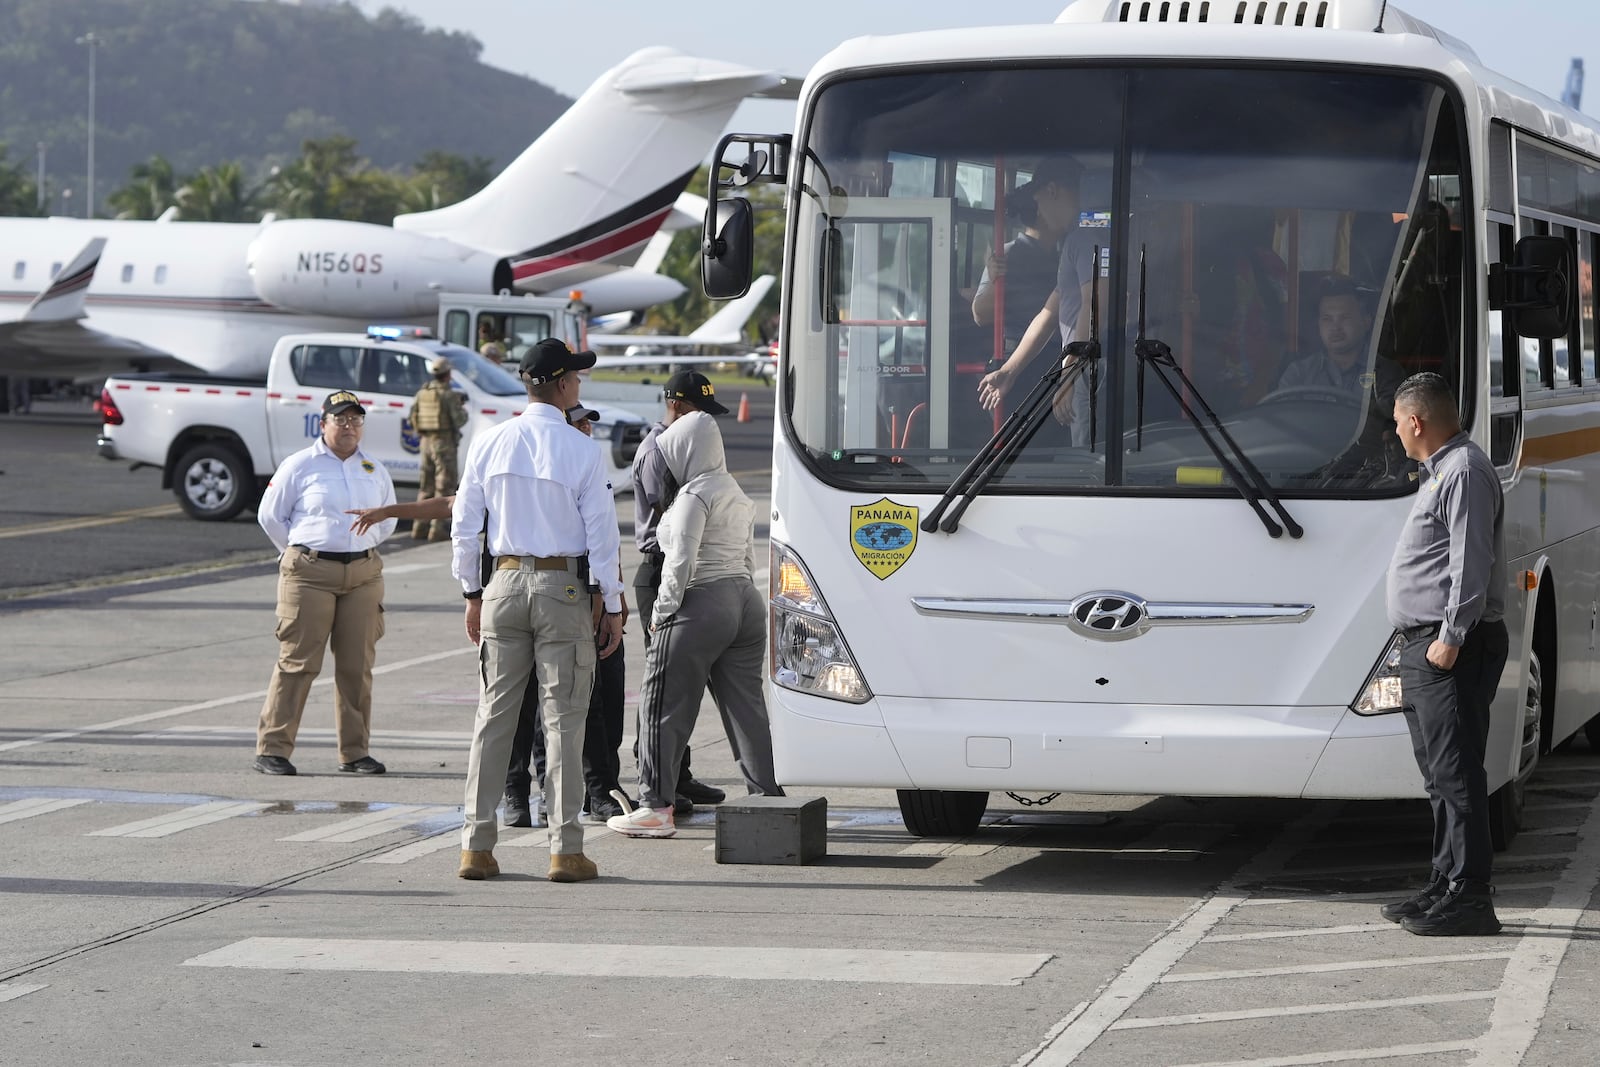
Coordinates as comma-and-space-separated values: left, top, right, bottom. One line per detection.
565, 402, 600, 424
519, 337, 596, 385
321, 390, 365, 417
1013, 157, 1083, 203
663, 370, 729, 415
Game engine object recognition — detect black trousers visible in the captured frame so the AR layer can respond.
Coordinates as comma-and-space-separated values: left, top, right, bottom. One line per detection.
1399, 619, 1510, 885
504, 641, 627, 804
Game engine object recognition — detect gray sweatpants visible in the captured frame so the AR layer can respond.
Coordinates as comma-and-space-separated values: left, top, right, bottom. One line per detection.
637, 576, 780, 809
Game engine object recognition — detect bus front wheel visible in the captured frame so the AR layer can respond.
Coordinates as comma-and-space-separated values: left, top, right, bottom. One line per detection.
896, 789, 988, 837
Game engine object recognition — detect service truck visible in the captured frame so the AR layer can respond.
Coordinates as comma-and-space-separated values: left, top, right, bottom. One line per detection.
97, 323, 649, 521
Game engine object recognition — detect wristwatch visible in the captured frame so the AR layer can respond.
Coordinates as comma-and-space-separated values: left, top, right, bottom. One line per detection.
463, 590, 483, 601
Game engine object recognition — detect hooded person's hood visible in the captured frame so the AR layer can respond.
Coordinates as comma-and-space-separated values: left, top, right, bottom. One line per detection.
657, 410, 726, 486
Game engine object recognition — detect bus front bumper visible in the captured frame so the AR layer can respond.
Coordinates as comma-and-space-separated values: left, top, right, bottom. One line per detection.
767, 685, 1423, 800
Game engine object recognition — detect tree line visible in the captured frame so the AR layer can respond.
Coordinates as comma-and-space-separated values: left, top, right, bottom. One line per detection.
0, 136, 493, 223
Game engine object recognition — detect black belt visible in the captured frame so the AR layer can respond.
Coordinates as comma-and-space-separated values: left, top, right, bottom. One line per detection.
1399, 622, 1440, 641
294, 546, 373, 564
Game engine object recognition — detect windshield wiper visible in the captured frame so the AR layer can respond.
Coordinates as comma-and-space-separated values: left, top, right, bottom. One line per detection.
923, 248, 1103, 535
1130, 246, 1303, 540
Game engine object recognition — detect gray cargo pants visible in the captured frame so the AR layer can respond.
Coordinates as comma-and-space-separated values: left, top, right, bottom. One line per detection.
637, 575, 780, 810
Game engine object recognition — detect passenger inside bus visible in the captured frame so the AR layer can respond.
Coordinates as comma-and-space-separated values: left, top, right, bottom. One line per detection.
976, 157, 1105, 447
970, 181, 1063, 354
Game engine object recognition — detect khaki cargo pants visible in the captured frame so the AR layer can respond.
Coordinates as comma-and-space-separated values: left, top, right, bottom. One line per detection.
461, 557, 596, 855
256, 548, 385, 764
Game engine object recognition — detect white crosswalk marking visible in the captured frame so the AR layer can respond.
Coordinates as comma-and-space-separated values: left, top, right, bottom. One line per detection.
88, 800, 270, 838
500, 825, 610, 848
1162, 951, 1514, 983
279, 805, 438, 843
362, 832, 460, 864
0, 983, 48, 1003
0, 797, 91, 825
184, 937, 1052, 986
129, 726, 473, 749
1112, 990, 1497, 1030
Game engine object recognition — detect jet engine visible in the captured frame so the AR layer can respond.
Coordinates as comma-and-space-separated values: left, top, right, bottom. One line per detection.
248, 219, 512, 318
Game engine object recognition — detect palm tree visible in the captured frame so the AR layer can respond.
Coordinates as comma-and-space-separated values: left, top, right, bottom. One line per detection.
174, 162, 259, 222
107, 155, 179, 220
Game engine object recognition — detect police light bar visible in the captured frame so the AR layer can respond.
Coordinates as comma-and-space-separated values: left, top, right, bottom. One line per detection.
367, 325, 435, 340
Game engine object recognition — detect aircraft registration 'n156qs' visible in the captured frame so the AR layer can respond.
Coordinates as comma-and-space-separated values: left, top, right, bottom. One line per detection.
0, 47, 778, 381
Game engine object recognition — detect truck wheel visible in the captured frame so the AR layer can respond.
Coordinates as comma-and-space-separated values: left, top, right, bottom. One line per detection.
896, 789, 988, 838
174, 443, 251, 521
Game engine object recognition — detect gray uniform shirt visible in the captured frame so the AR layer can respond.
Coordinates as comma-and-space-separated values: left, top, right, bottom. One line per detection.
1385, 432, 1505, 645
631, 420, 669, 555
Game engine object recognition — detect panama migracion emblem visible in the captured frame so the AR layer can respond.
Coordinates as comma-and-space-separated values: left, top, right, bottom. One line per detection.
850, 498, 918, 580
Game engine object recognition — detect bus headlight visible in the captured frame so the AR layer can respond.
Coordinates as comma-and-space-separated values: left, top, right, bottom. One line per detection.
1351, 633, 1405, 715
769, 540, 871, 703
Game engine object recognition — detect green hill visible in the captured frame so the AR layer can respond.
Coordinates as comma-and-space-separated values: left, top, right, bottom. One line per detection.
0, 0, 571, 214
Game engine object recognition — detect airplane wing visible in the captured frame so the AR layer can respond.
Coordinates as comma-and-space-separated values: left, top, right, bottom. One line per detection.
591, 354, 769, 369
22, 238, 106, 322
587, 275, 776, 350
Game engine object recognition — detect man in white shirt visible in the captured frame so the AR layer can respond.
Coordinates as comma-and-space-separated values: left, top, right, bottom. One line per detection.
255, 390, 397, 776
451, 338, 625, 884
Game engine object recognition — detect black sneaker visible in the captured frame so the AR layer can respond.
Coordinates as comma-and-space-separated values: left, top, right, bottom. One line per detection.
1380, 874, 1447, 923
673, 794, 694, 816
502, 794, 532, 828
586, 795, 624, 820
679, 777, 726, 805
338, 755, 386, 774
254, 755, 296, 776
1401, 882, 1502, 937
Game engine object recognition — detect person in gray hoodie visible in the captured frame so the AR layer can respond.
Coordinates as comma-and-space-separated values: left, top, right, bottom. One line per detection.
608, 410, 782, 837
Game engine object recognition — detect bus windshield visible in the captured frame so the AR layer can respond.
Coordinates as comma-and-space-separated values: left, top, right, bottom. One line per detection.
786, 65, 1467, 497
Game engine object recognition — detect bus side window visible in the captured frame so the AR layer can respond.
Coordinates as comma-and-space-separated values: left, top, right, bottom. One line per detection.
1553, 225, 1579, 386
1521, 219, 1554, 391
1488, 222, 1517, 399
1582, 231, 1598, 385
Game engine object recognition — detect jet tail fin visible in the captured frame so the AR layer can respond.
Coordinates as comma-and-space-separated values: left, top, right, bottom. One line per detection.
23, 237, 105, 322
688, 275, 777, 345
393, 48, 777, 293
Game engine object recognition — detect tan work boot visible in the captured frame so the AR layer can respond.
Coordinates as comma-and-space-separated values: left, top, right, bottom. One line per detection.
548, 852, 598, 883
410, 523, 430, 540
457, 849, 500, 880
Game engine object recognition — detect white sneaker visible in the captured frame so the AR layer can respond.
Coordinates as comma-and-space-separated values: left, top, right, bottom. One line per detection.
607, 805, 676, 838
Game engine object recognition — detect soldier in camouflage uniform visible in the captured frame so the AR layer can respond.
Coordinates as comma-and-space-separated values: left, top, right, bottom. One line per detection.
407, 358, 468, 541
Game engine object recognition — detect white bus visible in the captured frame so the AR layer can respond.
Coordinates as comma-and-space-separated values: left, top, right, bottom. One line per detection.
703, 0, 1598, 841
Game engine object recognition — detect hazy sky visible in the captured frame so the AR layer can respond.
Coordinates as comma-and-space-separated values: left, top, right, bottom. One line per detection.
355, 0, 1595, 134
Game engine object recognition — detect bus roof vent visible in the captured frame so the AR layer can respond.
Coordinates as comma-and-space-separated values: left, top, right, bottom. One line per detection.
1111, 1, 1331, 25
1058, 0, 1430, 32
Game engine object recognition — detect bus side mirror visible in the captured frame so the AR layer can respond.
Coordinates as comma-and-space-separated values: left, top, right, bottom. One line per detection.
1493, 234, 1574, 340
703, 197, 755, 300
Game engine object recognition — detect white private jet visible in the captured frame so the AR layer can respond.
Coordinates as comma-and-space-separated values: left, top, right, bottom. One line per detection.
588, 273, 776, 355
0, 47, 777, 380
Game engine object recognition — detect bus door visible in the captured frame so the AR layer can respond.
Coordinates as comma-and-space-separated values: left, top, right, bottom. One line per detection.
791, 197, 952, 456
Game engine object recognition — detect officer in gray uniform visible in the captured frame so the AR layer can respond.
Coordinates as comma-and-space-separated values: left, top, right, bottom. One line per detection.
1382, 372, 1509, 936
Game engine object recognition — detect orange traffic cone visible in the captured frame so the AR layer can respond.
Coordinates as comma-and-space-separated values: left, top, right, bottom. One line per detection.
737, 392, 751, 423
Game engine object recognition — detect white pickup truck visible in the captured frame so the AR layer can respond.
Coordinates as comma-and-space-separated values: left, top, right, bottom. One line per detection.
97, 326, 650, 521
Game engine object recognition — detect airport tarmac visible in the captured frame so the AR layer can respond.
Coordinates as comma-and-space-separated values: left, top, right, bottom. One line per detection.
3, 402, 1600, 1066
